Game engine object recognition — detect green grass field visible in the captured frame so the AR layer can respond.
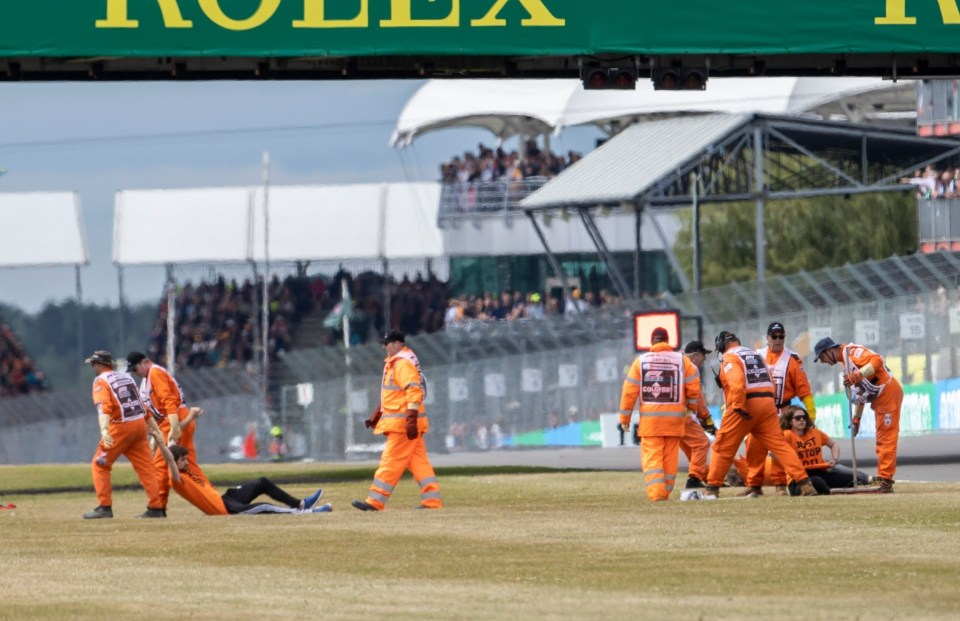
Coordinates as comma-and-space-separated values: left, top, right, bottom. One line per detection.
1, 463, 959, 620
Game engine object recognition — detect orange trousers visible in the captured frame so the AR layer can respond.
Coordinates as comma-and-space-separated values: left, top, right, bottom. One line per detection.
679, 417, 710, 481
742, 434, 772, 488
91, 418, 162, 509
870, 380, 903, 480
706, 401, 808, 489
640, 435, 681, 501
365, 433, 442, 510
152, 418, 197, 508
736, 454, 779, 486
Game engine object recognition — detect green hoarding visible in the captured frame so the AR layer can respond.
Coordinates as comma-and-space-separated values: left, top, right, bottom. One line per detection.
5, 1, 960, 58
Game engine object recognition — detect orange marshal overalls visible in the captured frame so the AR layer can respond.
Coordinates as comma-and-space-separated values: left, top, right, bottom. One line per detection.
620, 343, 703, 501
680, 377, 712, 482
90, 370, 161, 510
141, 363, 198, 509
362, 346, 442, 510
706, 346, 809, 489
743, 347, 815, 487
842, 343, 902, 480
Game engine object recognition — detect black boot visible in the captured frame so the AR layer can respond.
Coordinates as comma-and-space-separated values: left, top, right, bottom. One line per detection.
685, 475, 705, 489
83, 505, 113, 520
137, 507, 167, 518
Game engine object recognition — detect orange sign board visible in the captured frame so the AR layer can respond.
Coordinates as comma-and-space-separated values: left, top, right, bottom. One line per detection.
633, 311, 680, 351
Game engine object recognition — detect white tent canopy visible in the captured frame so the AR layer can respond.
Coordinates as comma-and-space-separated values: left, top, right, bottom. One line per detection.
390, 77, 914, 147
0, 192, 88, 267
113, 182, 443, 266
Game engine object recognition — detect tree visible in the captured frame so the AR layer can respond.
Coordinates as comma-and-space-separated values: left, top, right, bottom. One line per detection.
672, 192, 918, 288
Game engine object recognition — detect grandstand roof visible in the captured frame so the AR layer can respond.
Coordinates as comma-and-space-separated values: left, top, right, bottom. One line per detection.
521, 113, 750, 210
390, 77, 914, 147
0, 192, 87, 267
113, 182, 443, 266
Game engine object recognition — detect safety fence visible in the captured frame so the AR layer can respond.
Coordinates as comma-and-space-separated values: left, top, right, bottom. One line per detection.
2, 286, 960, 465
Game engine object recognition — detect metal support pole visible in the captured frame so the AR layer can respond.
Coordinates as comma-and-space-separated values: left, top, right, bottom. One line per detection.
633, 203, 643, 299
342, 279, 355, 453
75, 265, 84, 365
261, 151, 271, 416
165, 267, 176, 375
378, 184, 391, 331
692, 171, 702, 292
578, 208, 631, 300
117, 267, 126, 351
753, 125, 767, 313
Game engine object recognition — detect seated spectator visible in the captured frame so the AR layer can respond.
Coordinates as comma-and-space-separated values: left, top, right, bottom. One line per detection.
0, 321, 49, 397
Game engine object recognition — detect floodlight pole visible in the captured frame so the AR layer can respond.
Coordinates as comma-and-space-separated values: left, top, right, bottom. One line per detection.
753, 125, 767, 314
261, 150, 271, 419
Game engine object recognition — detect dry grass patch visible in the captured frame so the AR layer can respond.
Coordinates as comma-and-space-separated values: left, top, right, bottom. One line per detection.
0, 470, 958, 620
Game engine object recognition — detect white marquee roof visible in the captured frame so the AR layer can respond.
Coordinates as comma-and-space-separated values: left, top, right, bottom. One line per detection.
391, 77, 913, 147
113, 182, 442, 266
0, 192, 88, 267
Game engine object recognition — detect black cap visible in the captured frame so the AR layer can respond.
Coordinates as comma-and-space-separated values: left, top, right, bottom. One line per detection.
714, 330, 738, 353
767, 322, 785, 335
84, 350, 114, 367
650, 327, 669, 343
684, 340, 712, 355
126, 351, 147, 372
380, 330, 406, 345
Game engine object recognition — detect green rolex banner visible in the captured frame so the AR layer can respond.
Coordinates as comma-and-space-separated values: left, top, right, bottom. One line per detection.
5, 1, 960, 58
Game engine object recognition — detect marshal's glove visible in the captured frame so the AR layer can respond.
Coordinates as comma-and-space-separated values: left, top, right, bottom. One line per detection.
405, 411, 419, 440
700, 416, 717, 436
364, 408, 382, 429
100, 428, 114, 449
843, 370, 864, 387
850, 416, 861, 438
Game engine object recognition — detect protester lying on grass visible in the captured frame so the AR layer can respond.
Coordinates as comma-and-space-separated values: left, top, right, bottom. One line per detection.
153, 435, 330, 515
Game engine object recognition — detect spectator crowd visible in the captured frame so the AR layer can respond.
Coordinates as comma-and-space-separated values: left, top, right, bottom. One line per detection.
0, 320, 48, 397
439, 141, 583, 186
901, 165, 960, 199
145, 268, 634, 371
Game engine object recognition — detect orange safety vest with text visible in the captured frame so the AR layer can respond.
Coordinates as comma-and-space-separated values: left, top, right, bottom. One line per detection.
619, 343, 703, 437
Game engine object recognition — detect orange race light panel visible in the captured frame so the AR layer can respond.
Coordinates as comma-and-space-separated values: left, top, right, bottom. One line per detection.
633, 311, 680, 352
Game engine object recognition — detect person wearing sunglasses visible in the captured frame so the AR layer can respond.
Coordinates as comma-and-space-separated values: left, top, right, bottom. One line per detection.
769, 405, 870, 494
739, 322, 818, 496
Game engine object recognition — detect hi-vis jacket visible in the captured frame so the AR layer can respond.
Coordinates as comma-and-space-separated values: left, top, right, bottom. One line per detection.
757, 346, 813, 409
718, 345, 776, 413
92, 370, 147, 424
375, 346, 429, 436
841, 342, 896, 405
619, 342, 703, 437
139, 363, 187, 427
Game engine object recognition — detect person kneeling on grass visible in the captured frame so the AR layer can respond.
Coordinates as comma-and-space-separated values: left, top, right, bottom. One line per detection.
154, 433, 330, 515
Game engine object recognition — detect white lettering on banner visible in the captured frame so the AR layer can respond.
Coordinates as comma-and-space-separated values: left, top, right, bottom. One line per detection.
349, 389, 368, 414
854, 320, 880, 346
900, 391, 932, 432
950, 307, 960, 334
595, 357, 618, 383
484, 373, 506, 397
938, 388, 960, 430
296, 382, 314, 407
522, 368, 542, 393
899, 313, 925, 340
448, 377, 469, 402
558, 364, 579, 388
